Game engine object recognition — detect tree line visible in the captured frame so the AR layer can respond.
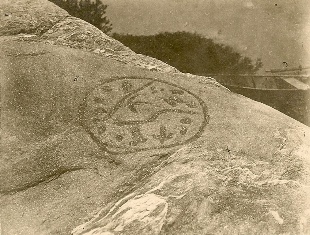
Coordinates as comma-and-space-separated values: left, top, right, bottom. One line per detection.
49, 0, 263, 74
113, 32, 262, 74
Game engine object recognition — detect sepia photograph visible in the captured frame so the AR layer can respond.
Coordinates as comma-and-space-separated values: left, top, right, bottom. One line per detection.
0, 0, 310, 234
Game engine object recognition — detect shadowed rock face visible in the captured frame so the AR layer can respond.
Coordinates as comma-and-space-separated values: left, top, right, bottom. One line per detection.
1, 1, 310, 235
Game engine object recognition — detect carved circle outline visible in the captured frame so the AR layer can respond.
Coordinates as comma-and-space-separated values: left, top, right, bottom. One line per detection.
78, 76, 210, 154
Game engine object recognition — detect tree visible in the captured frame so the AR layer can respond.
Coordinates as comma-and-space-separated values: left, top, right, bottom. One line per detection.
49, 0, 112, 34
113, 32, 263, 74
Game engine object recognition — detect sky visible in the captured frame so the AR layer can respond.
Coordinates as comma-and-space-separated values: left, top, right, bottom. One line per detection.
104, 0, 310, 73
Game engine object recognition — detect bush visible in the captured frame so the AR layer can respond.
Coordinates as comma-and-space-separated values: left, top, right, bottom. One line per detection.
113, 31, 262, 74
49, 0, 112, 34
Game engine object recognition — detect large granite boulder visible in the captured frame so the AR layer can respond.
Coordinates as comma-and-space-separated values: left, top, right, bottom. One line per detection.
1, 1, 310, 235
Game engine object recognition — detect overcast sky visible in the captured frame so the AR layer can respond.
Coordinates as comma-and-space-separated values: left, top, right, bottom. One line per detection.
104, 0, 310, 72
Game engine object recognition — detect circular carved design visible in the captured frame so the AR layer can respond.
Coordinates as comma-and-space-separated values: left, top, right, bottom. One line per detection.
79, 77, 209, 154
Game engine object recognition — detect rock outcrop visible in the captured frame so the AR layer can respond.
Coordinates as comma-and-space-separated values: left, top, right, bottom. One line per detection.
0, 0, 178, 73
1, 1, 310, 235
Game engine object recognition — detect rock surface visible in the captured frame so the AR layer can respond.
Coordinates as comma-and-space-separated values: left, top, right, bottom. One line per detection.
1, 1, 310, 235
0, 0, 178, 73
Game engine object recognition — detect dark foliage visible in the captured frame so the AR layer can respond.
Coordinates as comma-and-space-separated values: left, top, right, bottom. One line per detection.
113, 32, 263, 74
49, 0, 112, 34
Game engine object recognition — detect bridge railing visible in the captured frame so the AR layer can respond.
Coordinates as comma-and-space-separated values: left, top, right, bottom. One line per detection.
204, 74, 310, 89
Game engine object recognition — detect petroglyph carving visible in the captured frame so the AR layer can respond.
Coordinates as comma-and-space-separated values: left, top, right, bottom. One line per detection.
79, 77, 209, 154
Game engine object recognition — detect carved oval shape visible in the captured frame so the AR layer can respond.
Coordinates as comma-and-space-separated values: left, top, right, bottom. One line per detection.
79, 77, 209, 154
